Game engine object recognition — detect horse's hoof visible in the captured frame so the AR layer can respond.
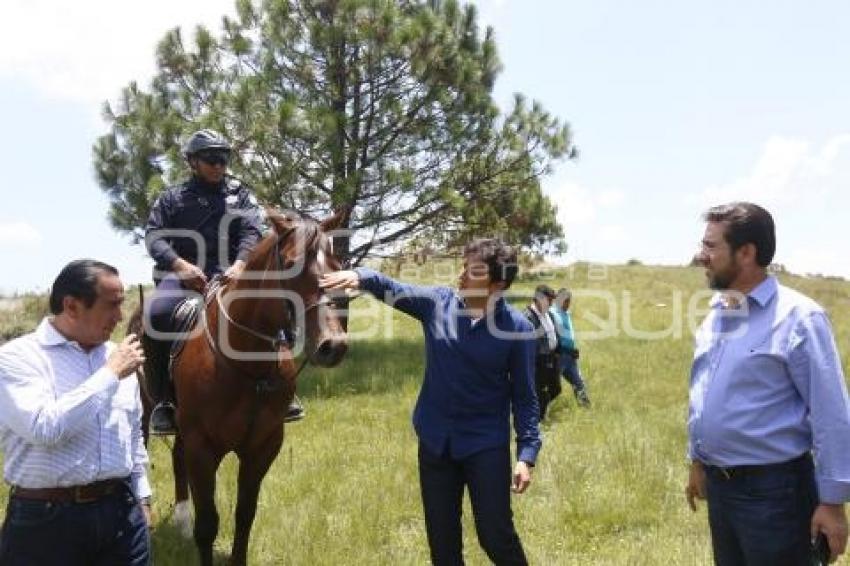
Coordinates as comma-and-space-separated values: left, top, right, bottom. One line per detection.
172, 500, 193, 539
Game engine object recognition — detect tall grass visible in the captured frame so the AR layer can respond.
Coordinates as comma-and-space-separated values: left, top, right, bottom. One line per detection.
2, 265, 849, 565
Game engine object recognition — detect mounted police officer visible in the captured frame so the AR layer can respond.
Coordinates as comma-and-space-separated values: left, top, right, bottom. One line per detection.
144, 129, 304, 434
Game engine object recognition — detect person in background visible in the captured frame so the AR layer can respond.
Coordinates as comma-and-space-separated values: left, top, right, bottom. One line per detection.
0, 259, 152, 565
686, 202, 850, 565
550, 289, 590, 408
524, 284, 561, 420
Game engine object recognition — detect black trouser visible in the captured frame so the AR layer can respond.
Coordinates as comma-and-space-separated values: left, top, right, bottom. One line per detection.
418, 443, 528, 566
534, 353, 561, 419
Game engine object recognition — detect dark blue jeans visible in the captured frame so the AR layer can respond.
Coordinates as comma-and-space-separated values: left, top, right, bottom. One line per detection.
0, 484, 150, 565
418, 443, 528, 566
559, 353, 587, 392
704, 455, 817, 566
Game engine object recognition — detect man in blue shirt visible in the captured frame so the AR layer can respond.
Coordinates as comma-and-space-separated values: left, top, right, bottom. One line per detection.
321, 239, 541, 565
687, 202, 850, 565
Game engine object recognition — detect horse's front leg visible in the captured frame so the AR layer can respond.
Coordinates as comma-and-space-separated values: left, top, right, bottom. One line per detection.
171, 433, 193, 538
230, 426, 285, 566
184, 433, 225, 566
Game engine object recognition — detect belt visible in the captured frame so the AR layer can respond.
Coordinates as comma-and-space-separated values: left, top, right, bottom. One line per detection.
11, 478, 127, 504
704, 453, 811, 481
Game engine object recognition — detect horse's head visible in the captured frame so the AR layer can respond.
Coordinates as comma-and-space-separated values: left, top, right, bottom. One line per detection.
251, 209, 348, 367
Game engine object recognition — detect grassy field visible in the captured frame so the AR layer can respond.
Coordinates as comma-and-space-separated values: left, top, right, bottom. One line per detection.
2, 263, 850, 565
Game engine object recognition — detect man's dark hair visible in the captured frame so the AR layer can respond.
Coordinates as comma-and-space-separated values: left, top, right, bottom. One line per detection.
703, 202, 776, 267
534, 284, 556, 301
556, 288, 572, 304
49, 259, 119, 315
463, 239, 519, 289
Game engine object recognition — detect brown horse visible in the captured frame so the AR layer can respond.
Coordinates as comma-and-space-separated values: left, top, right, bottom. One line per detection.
134, 210, 348, 565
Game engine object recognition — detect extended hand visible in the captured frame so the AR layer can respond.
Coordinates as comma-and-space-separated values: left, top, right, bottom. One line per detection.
511, 461, 533, 494
685, 460, 706, 511
319, 270, 360, 291
107, 334, 146, 380
811, 503, 848, 563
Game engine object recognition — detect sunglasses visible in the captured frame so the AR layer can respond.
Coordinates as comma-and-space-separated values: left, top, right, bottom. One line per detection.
195, 151, 230, 166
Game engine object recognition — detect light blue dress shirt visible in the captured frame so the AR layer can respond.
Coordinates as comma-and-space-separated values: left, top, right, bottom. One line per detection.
688, 276, 850, 504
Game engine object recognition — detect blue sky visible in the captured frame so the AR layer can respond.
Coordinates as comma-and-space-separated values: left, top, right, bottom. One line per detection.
1, 0, 849, 293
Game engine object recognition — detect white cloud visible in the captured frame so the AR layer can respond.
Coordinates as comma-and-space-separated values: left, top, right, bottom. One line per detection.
693, 134, 850, 278
695, 134, 850, 209
0, 0, 237, 103
0, 222, 42, 246
551, 182, 625, 227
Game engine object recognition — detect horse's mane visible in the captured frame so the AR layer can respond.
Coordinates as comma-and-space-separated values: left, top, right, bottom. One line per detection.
243, 213, 326, 273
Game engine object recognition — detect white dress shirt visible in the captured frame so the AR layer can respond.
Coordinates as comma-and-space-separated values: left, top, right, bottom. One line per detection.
530, 304, 558, 352
0, 318, 151, 499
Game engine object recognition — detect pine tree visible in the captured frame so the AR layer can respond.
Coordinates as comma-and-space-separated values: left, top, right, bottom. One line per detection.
93, 0, 575, 263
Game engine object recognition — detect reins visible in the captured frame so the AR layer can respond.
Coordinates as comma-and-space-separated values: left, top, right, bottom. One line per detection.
196, 223, 336, 443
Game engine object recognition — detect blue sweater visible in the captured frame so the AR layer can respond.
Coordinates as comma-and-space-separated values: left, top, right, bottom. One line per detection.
549, 306, 577, 351
356, 268, 542, 464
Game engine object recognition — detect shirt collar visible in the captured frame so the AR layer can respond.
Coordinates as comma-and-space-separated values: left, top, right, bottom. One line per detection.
35, 317, 108, 354
709, 275, 777, 310
456, 293, 506, 315
35, 317, 71, 347
747, 275, 777, 308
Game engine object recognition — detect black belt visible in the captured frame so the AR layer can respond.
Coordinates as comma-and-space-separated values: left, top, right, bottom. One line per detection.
703, 453, 811, 481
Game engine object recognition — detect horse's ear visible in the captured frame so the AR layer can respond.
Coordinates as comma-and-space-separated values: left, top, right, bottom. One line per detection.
320, 208, 348, 233
266, 207, 299, 234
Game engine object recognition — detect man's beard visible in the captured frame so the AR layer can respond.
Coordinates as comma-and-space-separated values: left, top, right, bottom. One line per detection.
708, 260, 739, 290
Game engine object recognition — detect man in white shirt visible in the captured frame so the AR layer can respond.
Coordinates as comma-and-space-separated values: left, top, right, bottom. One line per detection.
0, 259, 152, 565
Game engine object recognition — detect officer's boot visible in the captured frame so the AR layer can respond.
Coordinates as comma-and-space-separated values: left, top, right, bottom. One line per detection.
147, 336, 178, 435
284, 395, 305, 423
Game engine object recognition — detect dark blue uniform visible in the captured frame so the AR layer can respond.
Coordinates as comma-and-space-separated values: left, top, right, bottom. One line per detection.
145, 176, 263, 329
145, 176, 263, 277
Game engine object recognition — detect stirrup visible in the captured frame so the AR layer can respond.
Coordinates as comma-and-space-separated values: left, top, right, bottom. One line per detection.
150, 402, 178, 435
284, 398, 305, 423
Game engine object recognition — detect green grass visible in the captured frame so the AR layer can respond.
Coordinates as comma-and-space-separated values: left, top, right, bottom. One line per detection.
2, 264, 850, 565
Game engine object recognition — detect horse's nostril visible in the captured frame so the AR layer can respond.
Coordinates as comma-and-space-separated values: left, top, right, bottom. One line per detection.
317, 341, 333, 358
314, 338, 347, 366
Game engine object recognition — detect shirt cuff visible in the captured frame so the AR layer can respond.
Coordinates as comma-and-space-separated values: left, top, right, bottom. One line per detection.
816, 477, 850, 505
132, 472, 153, 500
156, 248, 179, 268
517, 445, 539, 466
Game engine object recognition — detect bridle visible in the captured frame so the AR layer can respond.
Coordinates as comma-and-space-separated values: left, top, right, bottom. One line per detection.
205, 226, 338, 381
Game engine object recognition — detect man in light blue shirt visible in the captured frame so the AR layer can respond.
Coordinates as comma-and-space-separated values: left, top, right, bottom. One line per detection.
687, 202, 850, 565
